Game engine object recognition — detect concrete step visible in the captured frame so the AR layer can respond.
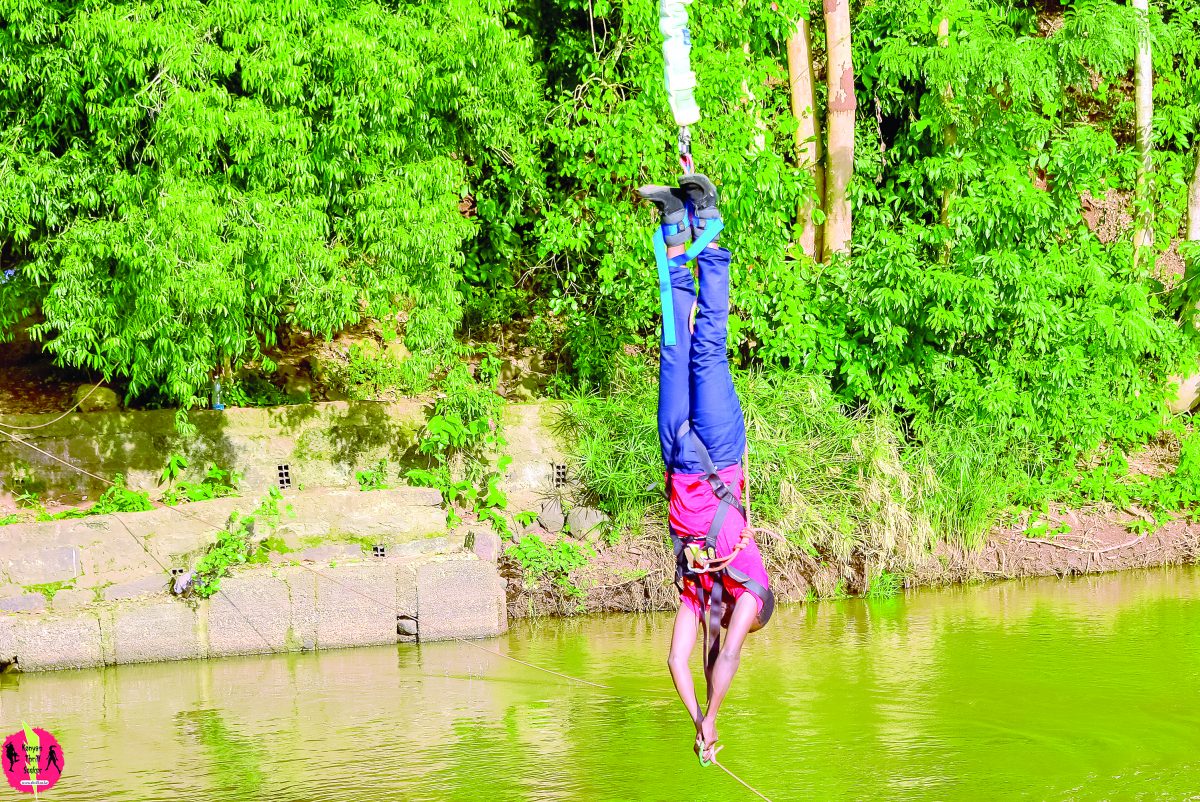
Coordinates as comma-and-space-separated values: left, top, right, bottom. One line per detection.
0, 554, 507, 672
0, 486, 447, 593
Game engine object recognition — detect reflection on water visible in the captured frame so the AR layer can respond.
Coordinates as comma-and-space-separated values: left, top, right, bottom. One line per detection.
2, 568, 1200, 801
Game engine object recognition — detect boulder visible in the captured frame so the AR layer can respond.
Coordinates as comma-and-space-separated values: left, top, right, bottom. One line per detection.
468, 529, 502, 562
567, 506, 609, 541
538, 498, 566, 533
1168, 371, 1200, 414
74, 384, 120, 412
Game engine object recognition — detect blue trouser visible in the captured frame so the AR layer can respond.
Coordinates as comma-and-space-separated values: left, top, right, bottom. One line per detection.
658, 246, 747, 474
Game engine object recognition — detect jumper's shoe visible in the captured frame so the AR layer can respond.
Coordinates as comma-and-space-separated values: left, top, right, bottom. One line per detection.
678, 173, 721, 245
637, 185, 690, 247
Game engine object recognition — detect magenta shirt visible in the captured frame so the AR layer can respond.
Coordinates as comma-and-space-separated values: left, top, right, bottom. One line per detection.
668, 464, 771, 605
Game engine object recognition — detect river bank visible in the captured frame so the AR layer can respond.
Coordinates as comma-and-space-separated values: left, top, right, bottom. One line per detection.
503, 504, 1200, 618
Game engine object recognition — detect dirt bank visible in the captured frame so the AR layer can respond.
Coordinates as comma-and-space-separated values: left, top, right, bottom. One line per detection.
502, 507, 1200, 618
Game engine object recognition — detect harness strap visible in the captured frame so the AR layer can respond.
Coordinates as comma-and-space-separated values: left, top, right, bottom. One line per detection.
704, 579, 723, 701
653, 216, 727, 349
653, 227, 678, 347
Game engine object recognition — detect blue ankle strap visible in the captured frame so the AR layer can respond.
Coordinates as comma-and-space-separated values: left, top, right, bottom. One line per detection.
653, 217, 725, 347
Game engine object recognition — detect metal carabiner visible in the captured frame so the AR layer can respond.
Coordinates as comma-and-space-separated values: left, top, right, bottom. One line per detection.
678, 126, 694, 175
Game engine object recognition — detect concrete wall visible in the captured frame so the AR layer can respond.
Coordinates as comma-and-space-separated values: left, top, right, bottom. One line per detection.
0, 487, 447, 603
0, 400, 428, 504
0, 555, 508, 672
1, 400, 568, 510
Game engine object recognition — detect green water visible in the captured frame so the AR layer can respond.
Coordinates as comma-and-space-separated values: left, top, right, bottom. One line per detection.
3, 568, 1200, 801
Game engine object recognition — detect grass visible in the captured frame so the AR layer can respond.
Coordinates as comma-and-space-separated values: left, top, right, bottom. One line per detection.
556, 355, 1034, 583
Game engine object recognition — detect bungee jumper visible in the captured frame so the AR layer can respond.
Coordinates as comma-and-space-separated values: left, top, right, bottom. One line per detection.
642, 0, 775, 770
645, 0, 774, 768
639, 174, 775, 767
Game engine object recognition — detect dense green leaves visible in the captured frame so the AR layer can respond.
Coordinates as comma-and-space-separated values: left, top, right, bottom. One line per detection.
0, 0, 542, 401
3, 0, 1200, 463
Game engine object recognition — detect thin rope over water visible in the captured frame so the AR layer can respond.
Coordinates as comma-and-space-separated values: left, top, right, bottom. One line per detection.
2, 424, 774, 800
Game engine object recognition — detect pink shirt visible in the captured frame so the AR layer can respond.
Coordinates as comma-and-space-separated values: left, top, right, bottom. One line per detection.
669, 464, 770, 611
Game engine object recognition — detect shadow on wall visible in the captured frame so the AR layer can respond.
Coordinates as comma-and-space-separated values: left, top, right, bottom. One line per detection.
0, 400, 429, 505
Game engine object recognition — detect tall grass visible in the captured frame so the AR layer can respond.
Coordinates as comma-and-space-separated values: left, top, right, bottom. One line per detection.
556, 356, 1034, 576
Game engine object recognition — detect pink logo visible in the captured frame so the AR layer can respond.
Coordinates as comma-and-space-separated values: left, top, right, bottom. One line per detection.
3, 725, 64, 794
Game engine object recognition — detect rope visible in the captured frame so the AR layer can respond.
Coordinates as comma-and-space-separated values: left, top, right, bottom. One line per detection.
1, 425, 276, 653
714, 755, 774, 802
0, 381, 106, 431
3, 421, 771, 799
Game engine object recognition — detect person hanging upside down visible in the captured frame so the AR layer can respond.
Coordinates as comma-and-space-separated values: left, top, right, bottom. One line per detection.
638, 174, 775, 766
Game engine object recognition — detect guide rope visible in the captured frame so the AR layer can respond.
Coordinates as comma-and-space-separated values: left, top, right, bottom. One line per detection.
0, 424, 773, 800
0, 382, 106, 431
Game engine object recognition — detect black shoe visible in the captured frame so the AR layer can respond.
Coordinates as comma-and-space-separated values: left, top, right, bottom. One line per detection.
678, 174, 721, 245
637, 185, 691, 247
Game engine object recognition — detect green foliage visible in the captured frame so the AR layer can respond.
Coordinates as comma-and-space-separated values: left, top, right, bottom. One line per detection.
22, 578, 76, 602
1030, 432, 1200, 533
222, 375, 296, 408
90, 475, 155, 515
505, 534, 594, 593
405, 360, 511, 528
355, 460, 392, 492
191, 489, 288, 598
865, 570, 903, 600
329, 344, 408, 401
159, 455, 241, 505
0, 0, 543, 404
561, 356, 1011, 562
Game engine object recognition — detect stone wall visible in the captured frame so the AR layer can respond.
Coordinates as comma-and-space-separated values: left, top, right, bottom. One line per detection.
0, 400, 428, 504
0, 400, 567, 509
0, 487, 447, 605
0, 555, 507, 672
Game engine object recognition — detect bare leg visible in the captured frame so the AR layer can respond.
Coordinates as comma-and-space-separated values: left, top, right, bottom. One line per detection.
699, 592, 758, 751
667, 601, 703, 734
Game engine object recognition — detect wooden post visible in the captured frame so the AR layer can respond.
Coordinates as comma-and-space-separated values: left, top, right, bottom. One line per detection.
788, 16, 824, 261
822, 0, 855, 256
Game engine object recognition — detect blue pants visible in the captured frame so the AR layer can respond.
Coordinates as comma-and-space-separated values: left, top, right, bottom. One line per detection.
658, 246, 747, 474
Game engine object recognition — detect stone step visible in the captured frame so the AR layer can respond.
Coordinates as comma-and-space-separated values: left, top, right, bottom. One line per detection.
0, 555, 507, 672
0, 486, 448, 592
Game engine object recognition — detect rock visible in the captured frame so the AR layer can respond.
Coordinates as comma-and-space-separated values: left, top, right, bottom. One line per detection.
538, 498, 566, 533
298, 544, 361, 563
313, 563, 398, 649
384, 339, 411, 363
509, 374, 544, 402
2, 546, 81, 586
75, 384, 120, 412
284, 373, 312, 402
1168, 371, 1200, 414
0, 594, 47, 613
499, 359, 523, 385
468, 529, 502, 562
112, 598, 204, 664
397, 616, 418, 637
50, 588, 95, 610
508, 382, 535, 402
567, 506, 608, 541
103, 574, 168, 601
206, 572, 292, 657
12, 613, 103, 671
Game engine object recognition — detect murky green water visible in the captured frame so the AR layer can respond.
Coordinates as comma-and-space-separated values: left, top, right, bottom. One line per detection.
3, 568, 1200, 801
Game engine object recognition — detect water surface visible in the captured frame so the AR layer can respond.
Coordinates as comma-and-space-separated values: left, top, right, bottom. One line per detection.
3, 568, 1200, 801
